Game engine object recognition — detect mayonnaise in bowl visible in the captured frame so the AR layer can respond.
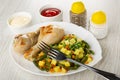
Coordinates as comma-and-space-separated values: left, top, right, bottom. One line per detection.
7, 12, 32, 34
10, 16, 30, 27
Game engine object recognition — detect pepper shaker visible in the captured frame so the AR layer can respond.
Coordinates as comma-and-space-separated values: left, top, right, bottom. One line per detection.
70, 1, 87, 28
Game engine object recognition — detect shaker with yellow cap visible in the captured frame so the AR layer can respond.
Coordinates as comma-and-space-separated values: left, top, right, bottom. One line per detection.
70, 1, 86, 27
89, 11, 107, 39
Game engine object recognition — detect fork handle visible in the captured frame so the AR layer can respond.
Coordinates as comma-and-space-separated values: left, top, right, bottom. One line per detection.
67, 58, 120, 80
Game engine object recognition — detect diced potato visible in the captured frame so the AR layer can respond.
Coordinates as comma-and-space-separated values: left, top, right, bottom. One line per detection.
64, 61, 70, 67
47, 58, 52, 63
65, 40, 69, 45
60, 48, 67, 53
38, 61, 45, 67
58, 44, 63, 49
79, 48, 84, 53
38, 52, 44, 57
61, 40, 65, 44
77, 38, 82, 42
51, 59, 57, 66
78, 53, 84, 59
59, 61, 70, 67
53, 66, 61, 72
66, 50, 71, 55
70, 38, 76, 44
59, 60, 66, 64
88, 56, 93, 62
85, 56, 93, 64
61, 67, 67, 73
74, 49, 80, 55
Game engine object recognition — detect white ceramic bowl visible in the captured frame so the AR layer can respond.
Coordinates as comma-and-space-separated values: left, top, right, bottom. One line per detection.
7, 12, 32, 34
39, 4, 63, 22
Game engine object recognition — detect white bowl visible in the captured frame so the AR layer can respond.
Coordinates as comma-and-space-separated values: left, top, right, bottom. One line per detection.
7, 12, 32, 34
39, 4, 63, 22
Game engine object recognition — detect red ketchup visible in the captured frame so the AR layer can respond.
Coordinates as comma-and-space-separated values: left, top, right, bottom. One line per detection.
41, 8, 61, 17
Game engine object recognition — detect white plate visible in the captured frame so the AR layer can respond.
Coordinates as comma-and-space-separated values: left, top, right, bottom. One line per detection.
9, 22, 102, 76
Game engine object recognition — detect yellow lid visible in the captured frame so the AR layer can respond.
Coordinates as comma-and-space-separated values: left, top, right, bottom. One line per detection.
71, 1, 85, 14
91, 11, 106, 24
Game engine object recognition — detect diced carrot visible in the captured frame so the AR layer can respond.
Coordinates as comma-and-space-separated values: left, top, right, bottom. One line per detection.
72, 55, 75, 59
49, 68, 54, 73
65, 45, 69, 50
47, 59, 52, 63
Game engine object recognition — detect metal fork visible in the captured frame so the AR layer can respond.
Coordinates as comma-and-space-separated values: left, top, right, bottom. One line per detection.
37, 41, 120, 80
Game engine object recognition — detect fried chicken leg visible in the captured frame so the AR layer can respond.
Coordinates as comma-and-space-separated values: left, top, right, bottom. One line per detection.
24, 25, 65, 61
13, 29, 40, 54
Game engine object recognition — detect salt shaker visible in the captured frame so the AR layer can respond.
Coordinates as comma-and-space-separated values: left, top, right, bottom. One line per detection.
70, 1, 87, 28
89, 11, 108, 39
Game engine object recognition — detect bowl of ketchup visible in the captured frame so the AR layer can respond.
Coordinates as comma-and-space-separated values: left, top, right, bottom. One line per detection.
39, 4, 63, 22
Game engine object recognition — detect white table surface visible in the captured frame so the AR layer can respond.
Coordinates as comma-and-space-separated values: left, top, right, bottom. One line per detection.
0, 0, 120, 80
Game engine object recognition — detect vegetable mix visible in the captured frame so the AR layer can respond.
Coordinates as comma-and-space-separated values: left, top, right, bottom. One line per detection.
33, 34, 94, 73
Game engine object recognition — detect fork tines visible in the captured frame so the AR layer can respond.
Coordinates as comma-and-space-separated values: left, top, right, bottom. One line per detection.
37, 41, 57, 59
